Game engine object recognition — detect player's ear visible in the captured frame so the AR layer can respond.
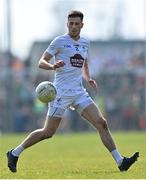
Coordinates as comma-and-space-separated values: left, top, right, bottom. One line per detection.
81, 22, 84, 28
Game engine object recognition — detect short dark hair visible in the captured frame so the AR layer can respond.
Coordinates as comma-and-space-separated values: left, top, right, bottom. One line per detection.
68, 10, 84, 21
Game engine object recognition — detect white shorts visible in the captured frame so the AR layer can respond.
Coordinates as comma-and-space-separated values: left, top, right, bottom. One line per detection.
47, 88, 94, 118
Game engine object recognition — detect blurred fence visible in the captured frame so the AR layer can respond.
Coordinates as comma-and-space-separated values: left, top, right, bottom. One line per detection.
0, 40, 146, 133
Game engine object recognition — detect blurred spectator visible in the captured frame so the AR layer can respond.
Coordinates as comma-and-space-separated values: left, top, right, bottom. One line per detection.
13, 103, 31, 132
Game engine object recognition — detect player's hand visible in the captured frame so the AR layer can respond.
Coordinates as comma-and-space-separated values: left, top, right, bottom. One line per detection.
88, 79, 98, 92
53, 60, 65, 70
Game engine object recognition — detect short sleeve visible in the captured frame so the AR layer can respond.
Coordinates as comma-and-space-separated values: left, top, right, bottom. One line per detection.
45, 37, 60, 56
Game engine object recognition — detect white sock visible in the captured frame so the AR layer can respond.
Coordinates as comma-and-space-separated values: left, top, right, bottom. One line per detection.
12, 144, 24, 157
111, 149, 123, 166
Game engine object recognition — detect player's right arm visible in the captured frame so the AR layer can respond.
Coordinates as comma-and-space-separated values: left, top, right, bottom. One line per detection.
38, 52, 65, 70
38, 37, 65, 70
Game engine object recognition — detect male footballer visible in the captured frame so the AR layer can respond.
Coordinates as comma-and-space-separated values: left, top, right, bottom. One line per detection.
7, 10, 139, 173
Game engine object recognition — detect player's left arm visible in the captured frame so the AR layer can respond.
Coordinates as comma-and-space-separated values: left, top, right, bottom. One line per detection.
82, 59, 97, 89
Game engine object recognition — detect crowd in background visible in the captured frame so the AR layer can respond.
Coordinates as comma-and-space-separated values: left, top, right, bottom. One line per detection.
0, 40, 146, 133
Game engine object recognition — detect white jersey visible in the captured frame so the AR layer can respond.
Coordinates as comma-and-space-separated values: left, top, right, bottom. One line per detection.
46, 34, 90, 91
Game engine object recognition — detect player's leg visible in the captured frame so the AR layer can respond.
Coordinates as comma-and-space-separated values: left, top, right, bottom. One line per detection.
7, 115, 62, 172
81, 103, 116, 152
19, 116, 62, 149
75, 92, 117, 152
80, 102, 139, 171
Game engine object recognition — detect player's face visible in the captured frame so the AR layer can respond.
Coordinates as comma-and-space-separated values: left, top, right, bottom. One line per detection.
67, 17, 83, 40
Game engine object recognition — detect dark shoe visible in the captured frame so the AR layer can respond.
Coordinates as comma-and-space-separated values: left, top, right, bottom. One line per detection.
7, 149, 18, 172
119, 152, 139, 171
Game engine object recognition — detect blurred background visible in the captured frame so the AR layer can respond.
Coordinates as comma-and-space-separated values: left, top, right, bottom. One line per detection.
0, 0, 146, 133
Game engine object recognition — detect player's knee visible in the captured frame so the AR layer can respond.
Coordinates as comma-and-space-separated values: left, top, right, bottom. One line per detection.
96, 117, 108, 131
102, 119, 108, 130
41, 129, 56, 140
45, 130, 55, 139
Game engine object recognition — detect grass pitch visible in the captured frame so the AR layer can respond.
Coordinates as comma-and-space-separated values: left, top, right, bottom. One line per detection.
0, 131, 146, 179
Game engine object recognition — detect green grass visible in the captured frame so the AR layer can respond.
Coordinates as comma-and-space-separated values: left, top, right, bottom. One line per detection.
0, 131, 146, 179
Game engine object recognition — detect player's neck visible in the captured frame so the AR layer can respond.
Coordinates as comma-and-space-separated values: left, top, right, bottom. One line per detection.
68, 34, 80, 41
